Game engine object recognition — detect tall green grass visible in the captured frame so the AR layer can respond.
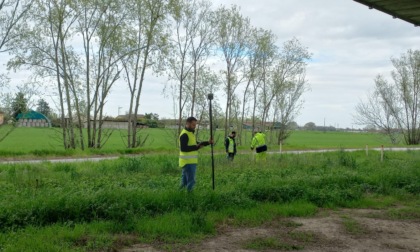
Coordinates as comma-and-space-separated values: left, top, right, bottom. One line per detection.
0, 150, 419, 251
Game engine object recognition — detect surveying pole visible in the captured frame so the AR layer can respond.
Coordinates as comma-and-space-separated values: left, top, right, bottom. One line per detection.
207, 93, 215, 190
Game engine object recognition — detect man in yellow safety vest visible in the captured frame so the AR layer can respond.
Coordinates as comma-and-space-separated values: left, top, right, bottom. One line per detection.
179, 117, 212, 191
250, 130, 267, 162
224, 131, 237, 161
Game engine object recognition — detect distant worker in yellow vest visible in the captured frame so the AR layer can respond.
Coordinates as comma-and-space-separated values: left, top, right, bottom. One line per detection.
250, 130, 267, 162
179, 117, 213, 191
224, 131, 237, 161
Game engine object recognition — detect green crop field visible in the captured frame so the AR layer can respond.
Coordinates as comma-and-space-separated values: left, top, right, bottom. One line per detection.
0, 150, 419, 251
283, 130, 400, 149
0, 126, 406, 158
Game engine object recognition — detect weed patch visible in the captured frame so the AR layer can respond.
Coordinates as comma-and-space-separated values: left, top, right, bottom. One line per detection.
341, 216, 368, 236
386, 207, 420, 220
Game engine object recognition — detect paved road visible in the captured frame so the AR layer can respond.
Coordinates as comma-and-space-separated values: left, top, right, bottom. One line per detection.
0, 155, 123, 164
1, 147, 420, 164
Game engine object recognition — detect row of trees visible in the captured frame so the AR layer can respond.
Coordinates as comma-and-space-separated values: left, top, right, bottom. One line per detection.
1, 0, 311, 149
167, 2, 311, 145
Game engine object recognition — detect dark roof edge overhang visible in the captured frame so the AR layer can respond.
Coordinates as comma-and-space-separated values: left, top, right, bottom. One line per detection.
353, 0, 420, 27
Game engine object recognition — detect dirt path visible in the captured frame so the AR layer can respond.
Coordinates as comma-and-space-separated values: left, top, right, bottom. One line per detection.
292, 209, 420, 252
120, 208, 420, 252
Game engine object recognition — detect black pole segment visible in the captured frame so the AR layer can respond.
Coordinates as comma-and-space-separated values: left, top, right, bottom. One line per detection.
208, 93, 215, 190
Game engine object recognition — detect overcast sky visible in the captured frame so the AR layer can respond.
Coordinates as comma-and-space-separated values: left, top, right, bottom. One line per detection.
2, 0, 420, 129
208, 0, 420, 129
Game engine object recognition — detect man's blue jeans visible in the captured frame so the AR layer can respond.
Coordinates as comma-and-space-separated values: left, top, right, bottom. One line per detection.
180, 163, 197, 191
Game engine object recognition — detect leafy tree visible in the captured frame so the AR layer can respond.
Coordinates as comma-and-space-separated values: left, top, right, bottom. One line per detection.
0, 0, 33, 110
304, 122, 316, 131
187, 67, 220, 137
287, 121, 299, 130
36, 98, 52, 117
166, 0, 215, 137
121, 0, 169, 148
9, 0, 129, 150
241, 28, 277, 144
0, 73, 9, 97
354, 85, 400, 144
8, 0, 80, 149
142, 113, 159, 128
0, 0, 33, 52
11, 92, 28, 119
144, 113, 159, 121
75, 0, 127, 149
260, 38, 311, 132
355, 49, 420, 145
214, 5, 250, 138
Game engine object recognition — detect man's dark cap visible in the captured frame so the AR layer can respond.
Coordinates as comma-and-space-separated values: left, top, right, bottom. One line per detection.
186, 117, 197, 123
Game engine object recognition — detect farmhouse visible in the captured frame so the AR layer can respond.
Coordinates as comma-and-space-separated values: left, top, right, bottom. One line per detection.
16, 110, 51, 127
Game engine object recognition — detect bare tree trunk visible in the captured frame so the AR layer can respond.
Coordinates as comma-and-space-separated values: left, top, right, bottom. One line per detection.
131, 45, 150, 148
81, 12, 93, 149
47, 1, 73, 149
224, 68, 231, 138
49, 15, 68, 149
177, 75, 183, 138
91, 64, 101, 148
251, 83, 258, 133
239, 79, 252, 145
190, 63, 198, 117
124, 22, 142, 149
65, 53, 85, 150
97, 99, 104, 148
72, 91, 84, 150
59, 23, 75, 149
53, 47, 67, 149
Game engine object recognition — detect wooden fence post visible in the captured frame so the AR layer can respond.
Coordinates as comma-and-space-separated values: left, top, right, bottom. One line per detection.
381, 145, 384, 162
279, 141, 282, 154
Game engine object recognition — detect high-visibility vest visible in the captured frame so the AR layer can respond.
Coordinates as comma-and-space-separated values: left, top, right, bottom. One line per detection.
251, 132, 266, 149
179, 129, 198, 167
227, 137, 235, 153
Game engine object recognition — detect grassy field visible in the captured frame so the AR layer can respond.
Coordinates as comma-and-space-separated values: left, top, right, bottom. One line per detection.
0, 150, 419, 251
0, 125, 417, 250
283, 130, 399, 149
0, 126, 406, 158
